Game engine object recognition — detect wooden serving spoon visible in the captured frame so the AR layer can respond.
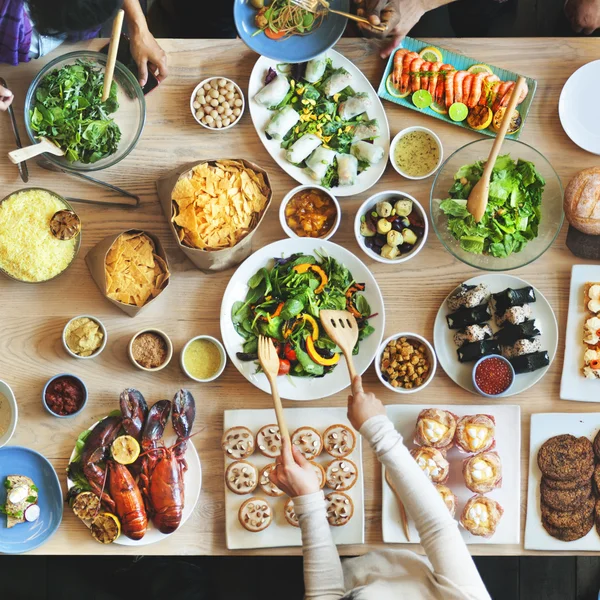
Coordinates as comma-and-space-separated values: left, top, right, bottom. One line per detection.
319, 310, 359, 380
385, 469, 411, 542
102, 9, 125, 102
466, 76, 527, 223
8, 137, 64, 165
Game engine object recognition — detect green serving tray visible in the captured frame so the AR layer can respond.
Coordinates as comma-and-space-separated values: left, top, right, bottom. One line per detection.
377, 37, 537, 140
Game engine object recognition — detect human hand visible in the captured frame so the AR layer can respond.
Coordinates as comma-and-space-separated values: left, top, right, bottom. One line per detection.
565, 0, 600, 34
347, 375, 386, 431
129, 27, 168, 86
268, 437, 320, 497
0, 85, 14, 111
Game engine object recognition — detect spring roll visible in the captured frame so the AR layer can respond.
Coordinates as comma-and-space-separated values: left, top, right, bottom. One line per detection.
285, 134, 322, 165
255, 73, 290, 108
350, 140, 384, 165
322, 68, 352, 97
304, 55, 327, 83
305, 147, 337, 181
265, 105, 300, 140
337, 153, 358, 186
338, 92, 371, 121
352, 119, 380, 142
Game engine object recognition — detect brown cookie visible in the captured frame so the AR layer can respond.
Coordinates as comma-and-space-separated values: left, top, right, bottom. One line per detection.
540, 479, 592, 511
537, 434, 594, 481
594, 430, 600, 460
594, 464, 600, 495
541, 495, 595, 529
543, 512, 594, 542
542, 471, 593, 491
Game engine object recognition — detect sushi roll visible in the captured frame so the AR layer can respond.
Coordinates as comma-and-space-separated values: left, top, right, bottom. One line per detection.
446, 303, 492, 329
304, 55, 327, 84
338, 92, 372, 121
352, 119, 380, 143
509, 350, 550, 374
285, 134, 322, 165
500, 338, 542, 359
492, 286, 536, 315
265, 105, 300, 140
457, 339, 500, 363
336, 153, 358, 186
447, 284, 490, 312
322, 67, 352, 97
255, 73, 290, 108
495, 320, 542, 345
495, 304, 532, 327
350, 141, 385, 165
305, 147, 337, 181
453, 324, 493, 348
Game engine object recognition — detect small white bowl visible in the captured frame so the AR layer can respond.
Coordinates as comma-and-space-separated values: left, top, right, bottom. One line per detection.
389, 126, 443, 180
62, 315, 107, 359
180, 335, 227, 383
375, 333, 437, 394
280, 185, 341, 242
354, 190, 429, 264
0, 380, 17, 447
190, 76, 245, 131
129, 329, 173, 372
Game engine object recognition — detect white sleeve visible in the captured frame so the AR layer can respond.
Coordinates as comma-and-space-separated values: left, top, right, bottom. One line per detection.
294, 491, 346, 600
360, 415, 491, 600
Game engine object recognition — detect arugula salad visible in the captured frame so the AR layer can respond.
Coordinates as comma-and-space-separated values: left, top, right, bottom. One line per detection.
30, 60, 122, 164
231, 253, 376, 377
440, 155, 545, 258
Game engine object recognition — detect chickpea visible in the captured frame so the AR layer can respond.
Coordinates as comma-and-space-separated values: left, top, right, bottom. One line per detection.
197, 95, 206, 105
216, 120, 223, 129
217, 105, 225, 114
193, 100, 200, 109
222, 117, 231, 127
234, 98, 243, 108
209, 89, 219, 99
226, 91, 234, 101
210, 98, 219, 107
233, 108, 241, 117
210, 109, 219, 119
195, 110, 203, 120
218, 78, 227, 87
218, 95, 225, 103
224, 108, 233, 117
219, 87, 228, 97
205, 114, 214, 125
204, 105, 213, 115
211, 79, 219, 89
203, 83, 211, 92
222, 101, 230, 110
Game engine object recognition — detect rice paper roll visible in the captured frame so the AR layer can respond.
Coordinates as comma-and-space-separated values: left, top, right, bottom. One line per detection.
285, 134, 322, 164
255, 73, 290, 108
265, 105, 300, 140
350, 141, 384, 165
322, 68, 352, 97
305, 147, 336, 181
338, 92, 372, 121
304, 55, 327, 84
336, 153, 358, 186
352, 119, 380, 142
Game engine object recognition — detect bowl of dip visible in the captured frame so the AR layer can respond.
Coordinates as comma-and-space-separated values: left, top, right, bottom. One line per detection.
42, 374, 88, 418
129, 329, 173, 372
280, 185, 341, 241
63, 315, 107, 359
472, 355, 515, 398
181, 335, 227, 383
390, 126, 443, 180
0, 380, 18, 447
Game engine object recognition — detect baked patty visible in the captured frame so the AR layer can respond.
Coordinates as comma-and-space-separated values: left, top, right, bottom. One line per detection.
542, 471, 593, 491
543, 512, 594, 542
594, 430, 600, 460
537, 434, 594, 481
540, 479, 592, 511
541, 495, 595, 529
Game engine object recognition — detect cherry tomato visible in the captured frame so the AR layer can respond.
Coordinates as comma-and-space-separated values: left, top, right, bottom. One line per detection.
265, 28, 286, 40
283, 343, 297, 362
278, 359, 291, 376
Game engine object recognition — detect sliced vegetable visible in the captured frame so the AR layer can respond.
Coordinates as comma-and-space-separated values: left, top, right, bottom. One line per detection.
293, 263, 328, 294
306, 336, 340, 366
24, 504, 40, 522
278, 359, 291, 376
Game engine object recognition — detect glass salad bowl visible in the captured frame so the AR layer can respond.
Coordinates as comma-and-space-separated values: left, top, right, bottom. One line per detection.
430, 138, 564, 271
24, 51, 146, 172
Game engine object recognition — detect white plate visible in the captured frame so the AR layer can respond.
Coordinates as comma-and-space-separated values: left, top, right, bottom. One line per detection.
560, 264, 600, 402
525, 413, 600, 551
559, 61, 600, 155
248, 49, 390, 197
382, 404, 521, 545
220, 238, 385, 401
224, 408, 364, 550
67, 418, 202, 547
433, 274, 558, 397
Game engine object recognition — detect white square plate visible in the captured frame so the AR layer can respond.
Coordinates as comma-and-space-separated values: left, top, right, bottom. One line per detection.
224, 408, 364, 550
382, 404, 521, 545
560, 264, 600, 402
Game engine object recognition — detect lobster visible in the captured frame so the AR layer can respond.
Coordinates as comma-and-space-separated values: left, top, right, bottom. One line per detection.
107, 462, 148, 541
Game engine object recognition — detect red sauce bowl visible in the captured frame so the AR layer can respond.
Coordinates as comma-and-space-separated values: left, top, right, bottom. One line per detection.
472, 355, 515, 398
42, 374, 88, 418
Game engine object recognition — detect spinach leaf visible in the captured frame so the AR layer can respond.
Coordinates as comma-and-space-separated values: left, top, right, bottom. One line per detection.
280, 298, 304, 320
295, 343, 324, 376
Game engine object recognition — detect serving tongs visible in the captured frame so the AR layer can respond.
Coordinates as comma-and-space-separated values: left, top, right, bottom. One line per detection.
1, 77, 28, 183
291, 0, 387, 32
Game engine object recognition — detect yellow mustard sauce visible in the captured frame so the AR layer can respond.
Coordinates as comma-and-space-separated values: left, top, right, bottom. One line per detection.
184, 339, 222, 380
394, 131, 440, 177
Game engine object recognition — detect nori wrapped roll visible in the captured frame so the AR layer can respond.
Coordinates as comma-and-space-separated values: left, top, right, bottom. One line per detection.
447, 284, 490, 312
509, 351, 550, 374
492, 286, 536, 315
457, 339, 500, 363
446, 303, 492, 330
495, 320, 542, 345
454, 324, 494, 348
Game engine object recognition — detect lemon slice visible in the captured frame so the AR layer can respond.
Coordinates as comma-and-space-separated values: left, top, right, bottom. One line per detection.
386, 74, 410, 99
412, 89, 432, 109
111, 435, 141, 465
72, 492, 101, 521
448, 102, 468, 122
491, 107, 522, 134
91, 512, 121, 544
468, 64, 493, 75
467, 106, 493, 130
419, 46, 443, 63
430, 100, 448, 115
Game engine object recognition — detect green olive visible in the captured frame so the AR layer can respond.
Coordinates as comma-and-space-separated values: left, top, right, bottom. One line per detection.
250, 0, 265, 9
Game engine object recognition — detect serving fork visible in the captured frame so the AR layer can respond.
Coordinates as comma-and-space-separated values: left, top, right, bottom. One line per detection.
291, 0, 387, 32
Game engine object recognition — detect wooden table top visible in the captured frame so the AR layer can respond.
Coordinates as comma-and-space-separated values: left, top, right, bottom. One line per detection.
1, 37, 597, 557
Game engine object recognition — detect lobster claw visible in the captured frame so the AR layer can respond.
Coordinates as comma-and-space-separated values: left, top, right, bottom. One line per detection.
120, 388, 149, 440
141, 400, 171, 449
172, 389, 196, 442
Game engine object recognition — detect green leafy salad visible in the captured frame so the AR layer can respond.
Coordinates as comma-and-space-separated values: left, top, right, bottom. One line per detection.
30, 60, 122, 164
440, 155, 545, 258
231, 253, 376, 378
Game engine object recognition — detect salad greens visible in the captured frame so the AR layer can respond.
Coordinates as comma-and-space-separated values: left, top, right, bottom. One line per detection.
439, 154, 545, 258
231, 252, 375, 378
30, 59, 122, 164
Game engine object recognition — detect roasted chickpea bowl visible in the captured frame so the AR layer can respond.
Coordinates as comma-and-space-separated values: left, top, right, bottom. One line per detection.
190, 77, 245, 131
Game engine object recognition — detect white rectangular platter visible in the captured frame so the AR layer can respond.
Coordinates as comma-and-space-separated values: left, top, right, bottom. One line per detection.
525, 412, 600, 551
382, 404, 521, 545
560, 264, 600, 402
224, 408, 364, 550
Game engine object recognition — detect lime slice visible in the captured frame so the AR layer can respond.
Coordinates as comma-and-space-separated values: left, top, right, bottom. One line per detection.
449, 102, 468, 122
468, 64, 493, 75
386, 74, 410, 99
412, 89, 432, 110
430, 100, 448, 115
419, 46, 443, 63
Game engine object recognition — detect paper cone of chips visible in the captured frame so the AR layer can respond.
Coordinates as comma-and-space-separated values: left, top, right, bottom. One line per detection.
85, 230, 170, 317
156, 159, 272, 272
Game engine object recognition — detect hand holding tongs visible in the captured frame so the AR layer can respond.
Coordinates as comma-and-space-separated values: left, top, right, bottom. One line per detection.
1, 77, 28, 183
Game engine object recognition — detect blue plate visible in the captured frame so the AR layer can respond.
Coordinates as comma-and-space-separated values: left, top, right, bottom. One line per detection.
0, 447, 63, 554
234, 0, 349, 64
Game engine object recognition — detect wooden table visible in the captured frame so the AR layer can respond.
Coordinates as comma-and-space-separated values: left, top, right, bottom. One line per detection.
0, 37, 597, 556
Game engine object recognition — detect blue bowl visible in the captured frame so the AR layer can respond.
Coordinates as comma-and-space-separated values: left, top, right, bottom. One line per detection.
472, 355, 515, 398
234, 0, 350, 64
42, 373, 88, 418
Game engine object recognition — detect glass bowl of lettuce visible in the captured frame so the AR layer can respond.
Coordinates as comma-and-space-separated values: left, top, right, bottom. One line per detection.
24, 51, 146, 172
430, 138, 563, 271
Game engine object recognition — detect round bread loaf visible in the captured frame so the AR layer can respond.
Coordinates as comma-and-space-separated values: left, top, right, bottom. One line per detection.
564, 168, 600, 235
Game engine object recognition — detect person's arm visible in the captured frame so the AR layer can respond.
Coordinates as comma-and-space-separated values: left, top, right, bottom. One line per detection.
122, 0, 168, 85
0, 86, 14, 111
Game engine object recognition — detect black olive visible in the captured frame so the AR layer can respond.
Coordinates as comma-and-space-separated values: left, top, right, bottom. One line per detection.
373, 244, 382, 254
391, 220, 403, 232
412, 226, 425, 238
374, 236, 385, 248
400, 243, 414, 254
364, 237, 375, 249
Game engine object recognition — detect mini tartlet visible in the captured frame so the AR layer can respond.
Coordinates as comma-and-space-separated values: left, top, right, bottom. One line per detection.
284, 498, 299, 527
455, 414, 496, 454
325, 491, 354, 526
410, 447, 450, 484
222, 426, 255, 459
238, 497, 272, 532
291, 426, 323, 461
435, 484, 458, 518
414, 408, 457, 450
225, 460, 258, 495
323, 424, 356, 458
325, 459, 358, 492
256, 424, 282, 458
259, 463, 285, 497
463, 452, 503, 494
460, 495, 504, 538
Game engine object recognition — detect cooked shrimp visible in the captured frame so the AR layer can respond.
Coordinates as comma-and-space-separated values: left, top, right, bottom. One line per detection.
428, 62, 443, 97
436, 64, 454, 104
479, 74, 500, 106
462, 74, 474, 106
467, 72, 487, 108
453, 71, 469, 104
493, 81, 513, 112
419, 61, 432, 91
399, 51, 419, 94
392, 49, 409, 87
410, 57, 425, 93
444, 69, 457, 108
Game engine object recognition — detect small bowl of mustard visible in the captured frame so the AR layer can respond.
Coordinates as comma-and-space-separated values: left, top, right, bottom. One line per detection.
129, 329, 173, 372
390, 126, 443, 180
181, 335, 226, 383
62, 315, 107, 359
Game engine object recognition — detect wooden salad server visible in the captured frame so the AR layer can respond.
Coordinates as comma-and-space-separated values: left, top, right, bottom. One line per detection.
8, 137, 64, 164
319, 310, 359, 380
102, 9, 125, 102
385, 469, 411, 542
257, 335, 291, 446
466, 76, 527, 223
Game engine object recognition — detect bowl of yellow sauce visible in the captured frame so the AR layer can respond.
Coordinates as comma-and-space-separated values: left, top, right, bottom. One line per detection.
181, 335, 227, 383
390, 127, 443, 180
